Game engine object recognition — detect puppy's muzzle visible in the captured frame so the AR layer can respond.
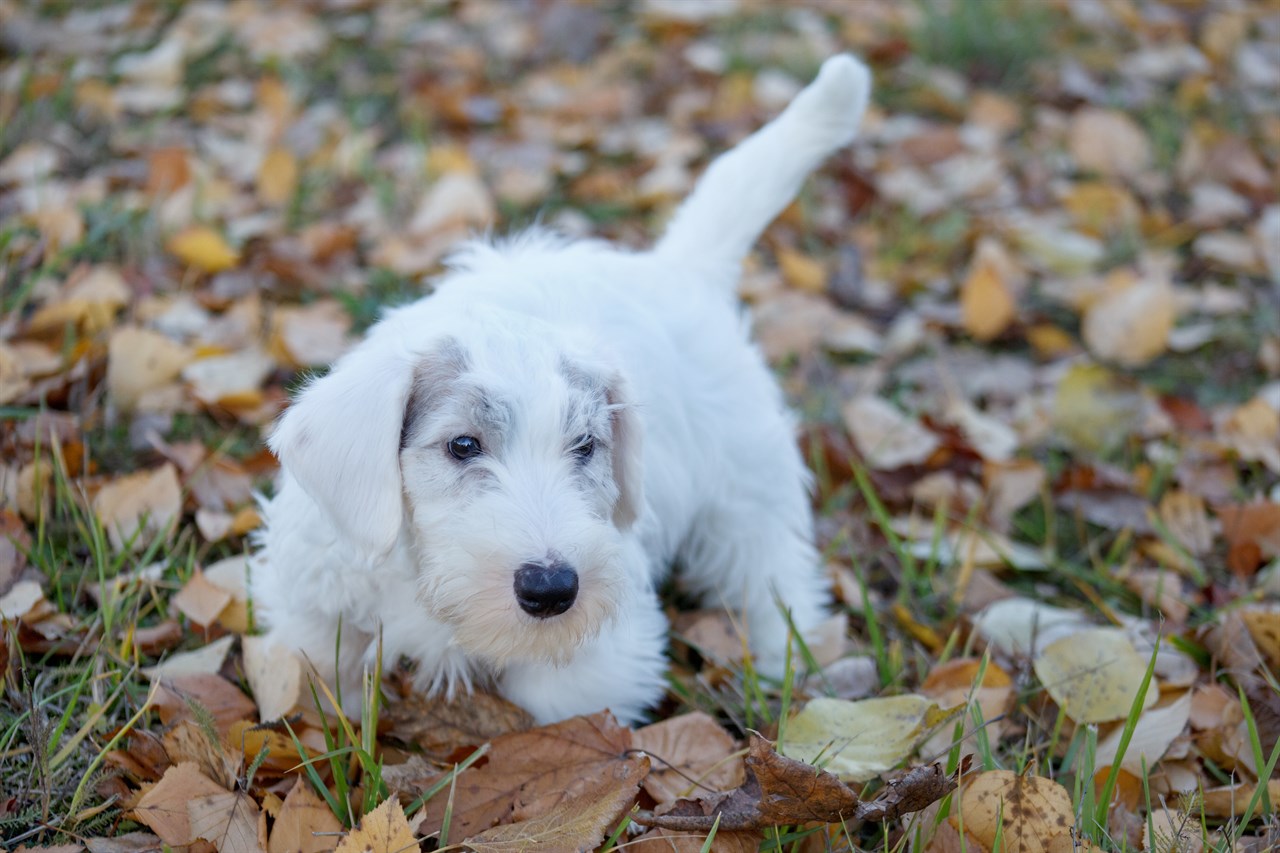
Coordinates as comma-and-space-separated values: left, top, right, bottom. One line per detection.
514, 561, 578, 618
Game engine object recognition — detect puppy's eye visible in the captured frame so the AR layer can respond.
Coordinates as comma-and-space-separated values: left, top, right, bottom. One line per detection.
572, 435, 595, 460
448, 435, 483, 460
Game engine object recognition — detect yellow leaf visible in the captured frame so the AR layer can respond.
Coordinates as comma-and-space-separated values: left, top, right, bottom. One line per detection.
781, 696, 960, 782
777, 250, 827, 293
107, 326, 193, 411
257, 147, 298, 206
1033, 627, 1159, 723
187, 790, 263, 853
168, 226, 239, 273
1062, 181, 1140, 236
1051, 363, 1143, 455
335, 798, 416, 853
1081, 267, 1176, 367
956, 769, 1074, 853
960, 258, 1015, 342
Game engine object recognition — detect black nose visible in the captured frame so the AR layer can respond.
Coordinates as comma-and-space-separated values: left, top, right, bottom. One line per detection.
514, 561, 578, 618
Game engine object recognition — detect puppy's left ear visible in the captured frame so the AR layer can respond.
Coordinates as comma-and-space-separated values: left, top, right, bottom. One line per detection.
607, 380, 644, 529
269, 344, 415, 554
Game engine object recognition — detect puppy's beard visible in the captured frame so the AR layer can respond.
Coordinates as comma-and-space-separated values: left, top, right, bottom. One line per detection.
416, 525, 625, 667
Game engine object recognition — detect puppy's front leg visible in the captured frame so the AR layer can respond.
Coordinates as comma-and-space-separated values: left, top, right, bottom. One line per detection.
498, 589, 669, 725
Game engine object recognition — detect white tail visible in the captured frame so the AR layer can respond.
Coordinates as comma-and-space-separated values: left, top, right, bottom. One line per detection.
653, 54, 872, 283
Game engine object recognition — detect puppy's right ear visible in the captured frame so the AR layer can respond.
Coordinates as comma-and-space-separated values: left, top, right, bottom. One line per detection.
268, 343, 417, 555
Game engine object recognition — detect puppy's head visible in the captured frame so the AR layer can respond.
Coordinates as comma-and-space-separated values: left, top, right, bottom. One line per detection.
268, 311, 643, 666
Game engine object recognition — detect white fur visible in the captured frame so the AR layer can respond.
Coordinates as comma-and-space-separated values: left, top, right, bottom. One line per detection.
252, 55, 872, 725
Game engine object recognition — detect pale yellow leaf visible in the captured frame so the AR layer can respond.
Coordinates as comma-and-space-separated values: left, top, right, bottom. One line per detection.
257, 146, 298, 206
1033, 628, 1159, 723
168, 226, 239, 273
92, 464, 182, 552
777, 250, 827, 293
780, 696, 958, 783
188, 790, 264, 853
269, 778, 342, 853
107, 327, 193, 412
842, 396, 940, 471
242, 635, 304, 722
1095, 691, 1191, 773
334, 798, 416, 853
960, 258, 1015, 342
955, 770, 1074, 853
1082, 269, 1176, 367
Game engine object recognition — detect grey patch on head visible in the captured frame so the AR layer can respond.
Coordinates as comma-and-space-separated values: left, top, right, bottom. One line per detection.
558, 356, 610, 439
400, 338, 471, 449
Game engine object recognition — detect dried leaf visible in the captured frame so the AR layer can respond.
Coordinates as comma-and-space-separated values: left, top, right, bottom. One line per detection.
418, 711, 634, 839
1094, 692, 1191, 773
241, 635, 304, 722
334, 798, 416, 853
383, 689, 534, 761
1068, 108, 1152, 178
1033, 628, 1159, 723
107, 327, 194, 412
187, 790, 264, 853
268, 778, 342, 853
1081, 269, 1176, 367
955, 770, 1074, 853
258, 147, 298, 206
92, 464, 182, 552
960, 249, 1016, 342
129, 762, 228, 846
168, 227, 240, 273
633, 712, 743, 805
463, 754, 647, 853
843, 396, 940, 470
781, 696, 959, 782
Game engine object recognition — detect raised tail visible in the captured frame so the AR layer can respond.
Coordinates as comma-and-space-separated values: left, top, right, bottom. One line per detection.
653, 54, 872, 282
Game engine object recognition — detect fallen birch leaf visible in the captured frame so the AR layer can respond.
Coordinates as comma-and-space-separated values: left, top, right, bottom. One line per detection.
143, 634, 235, 680
92, 464, 182, 552
955, 769, 1074, 853
268, 778, 342, 853
632, 712, 743, 805
1081, 269, 1176, 367
1094, 691, 1191, 773
1069, 108, 1152, 178
383, 689, 533, 761
187, 790, 263, 853
168, 226, 239, 273
171, 569, 233, 629
843, 396, 940, 470
257, 147, 298, 206
1033, 628, 1159, 723
463, 754, 648, 853
960, 248, 1016, 342
781, 696, 959, 782
1195, 781, 1280, 819
129, 762, 228, 846
241, 635, 304, 722
106, 327, 193, 412
632, 732, 957, 831
334, 797, 416, 853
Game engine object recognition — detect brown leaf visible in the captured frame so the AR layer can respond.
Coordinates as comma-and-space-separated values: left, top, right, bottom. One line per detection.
129, 762, 228, 846
955, 769, 1074, 853
418, 712, 634, 839
268, 778, 342, 853
632, 712, 743, 805
463, 754, 648, 853
334, 798, 417, 853
171, 570, 234, 629
162, 719, 240, 789
92, 464, 183, 552
632, 732, 956, 832
188, 790, 264, 853
1216, 501, 1280, 577
149, 673, 258, 734
383, 689, 533, 761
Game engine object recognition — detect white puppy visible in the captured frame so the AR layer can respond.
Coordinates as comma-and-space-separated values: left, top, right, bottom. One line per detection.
252, 55, 872, 725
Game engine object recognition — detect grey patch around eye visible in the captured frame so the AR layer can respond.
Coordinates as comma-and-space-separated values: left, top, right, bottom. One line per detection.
400, 337, 470, 449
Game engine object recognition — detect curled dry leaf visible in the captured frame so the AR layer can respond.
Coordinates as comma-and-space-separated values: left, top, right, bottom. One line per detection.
382, 688, 533, 762
463, 754, 648, 853
632, 732, 957, 832
1033, 627, 1159, 723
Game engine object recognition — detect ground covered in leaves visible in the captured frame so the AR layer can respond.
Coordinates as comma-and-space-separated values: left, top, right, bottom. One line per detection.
1, 0, 1279, 851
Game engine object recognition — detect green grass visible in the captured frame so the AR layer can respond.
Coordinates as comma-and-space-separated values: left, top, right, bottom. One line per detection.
910, 0, 1055, 90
